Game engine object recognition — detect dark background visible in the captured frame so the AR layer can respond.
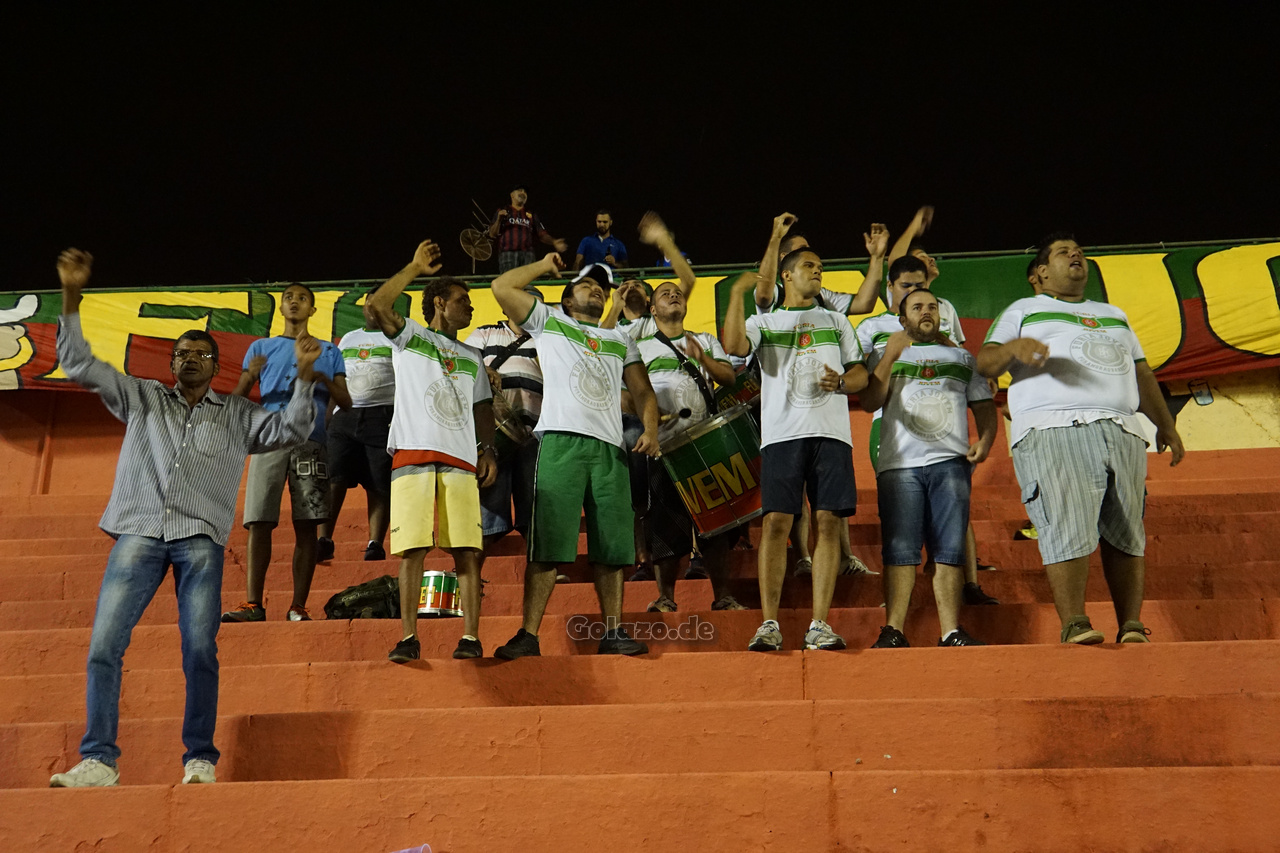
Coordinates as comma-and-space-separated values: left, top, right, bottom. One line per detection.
3, 9, 1276, 292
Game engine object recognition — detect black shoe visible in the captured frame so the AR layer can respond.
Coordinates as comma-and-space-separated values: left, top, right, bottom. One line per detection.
364, 540, 386, 561
684, 555, 709, 580
494, 629, 541, 660
598, 627, 648, 656
871, 625, 911, 648
938, 626, 986, 646
388, 636, 420, 664
628, 561, 654, 582
453, 636, 483, 659
316, 536, 335, 562
962, 582, 1000, 606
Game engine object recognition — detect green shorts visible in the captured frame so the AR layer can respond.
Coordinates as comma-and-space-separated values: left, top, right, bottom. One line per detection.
530, 432, 635, 566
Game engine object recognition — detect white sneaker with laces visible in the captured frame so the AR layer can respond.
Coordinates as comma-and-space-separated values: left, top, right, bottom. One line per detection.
182, 758, 216, 784
840, 555, 879, 576
50, 758, 119, 788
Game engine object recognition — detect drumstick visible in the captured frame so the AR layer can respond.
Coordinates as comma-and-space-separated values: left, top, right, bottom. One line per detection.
659, 408, 693, 425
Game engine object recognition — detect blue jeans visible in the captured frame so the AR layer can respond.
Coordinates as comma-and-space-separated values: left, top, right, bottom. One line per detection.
877, 457, 971, 567
81, 534, 224, 767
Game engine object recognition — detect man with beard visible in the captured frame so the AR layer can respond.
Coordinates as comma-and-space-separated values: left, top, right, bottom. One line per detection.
978, 233, 1184, 644
634, 279, 747, 613
49, 249, 318, 787
488, 185, 569, 273
723, 245, 868, 651
860, 289, 997, 648
224, 282, 350, 623
365, 241, 498, 661
575, 209, 629, 270
490, 254, 661, 658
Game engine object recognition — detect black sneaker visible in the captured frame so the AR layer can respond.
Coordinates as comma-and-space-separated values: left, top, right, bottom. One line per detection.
494, 629, 541, 660
938, 626, 986, 646
871, 625, 911, 648
316, 536, 335, 562
598, 627, 648, 656
963, 582, 1000, 605
684, 555, 709, 580
453, 636, 483, 659
364, 540, 386, 561
388, 636, 420, 664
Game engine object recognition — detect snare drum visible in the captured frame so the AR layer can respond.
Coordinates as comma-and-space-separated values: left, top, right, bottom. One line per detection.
418, 570, 463, 617
660, 404, 763, 537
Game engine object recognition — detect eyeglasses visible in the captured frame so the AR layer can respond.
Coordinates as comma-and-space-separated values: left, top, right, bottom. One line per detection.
173, 349, 215, 361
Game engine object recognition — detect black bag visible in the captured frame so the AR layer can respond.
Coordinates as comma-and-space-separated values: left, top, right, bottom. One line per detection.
323, 575, 401, 619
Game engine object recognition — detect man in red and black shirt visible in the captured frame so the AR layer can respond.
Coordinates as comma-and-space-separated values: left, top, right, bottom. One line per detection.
488, 185, 569, 272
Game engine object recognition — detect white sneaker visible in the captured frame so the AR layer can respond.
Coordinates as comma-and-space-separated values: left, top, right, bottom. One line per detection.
50, 758, 119, 788
182, 758, 216, 784
840, 555, 879, 576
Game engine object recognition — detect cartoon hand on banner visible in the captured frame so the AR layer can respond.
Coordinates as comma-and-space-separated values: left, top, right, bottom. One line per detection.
0, 294, 39, 389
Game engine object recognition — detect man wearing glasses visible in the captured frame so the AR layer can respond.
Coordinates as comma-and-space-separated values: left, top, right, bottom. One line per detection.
48, 249, 320, 788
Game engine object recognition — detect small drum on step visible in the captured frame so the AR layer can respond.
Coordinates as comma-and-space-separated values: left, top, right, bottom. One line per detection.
418, 570, 463, 617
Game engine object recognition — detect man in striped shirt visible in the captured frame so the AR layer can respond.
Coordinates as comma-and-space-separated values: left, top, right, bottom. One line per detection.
487, 185, 569, 273
49, 249, 319, 788
978, 233, 1184, 645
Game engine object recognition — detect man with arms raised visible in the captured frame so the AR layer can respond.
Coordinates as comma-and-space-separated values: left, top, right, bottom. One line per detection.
634, 277, 746, 613
978, 233, 1184, 644
488, 184, 569, 273
860, 289, 997, 647
50, 249, 318, 787
365, 241, 498, 662
490, 253, 661, 658
723, 244, 869, 651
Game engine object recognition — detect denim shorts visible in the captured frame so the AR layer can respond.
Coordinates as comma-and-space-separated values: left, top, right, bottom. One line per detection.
876, 456, 971, 567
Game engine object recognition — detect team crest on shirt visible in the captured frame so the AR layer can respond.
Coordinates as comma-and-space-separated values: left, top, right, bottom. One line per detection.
425, 377, 468, 430
570, 356, 612, 411
902, 387, 955, 442
920, 364, 937, 380
798, 332, 813, 349
1069, 330, 1130, 375
586, 336, 600, 353
786, 355, 827, 407
358, 348, 371, 360
1081, 317, 1100, 328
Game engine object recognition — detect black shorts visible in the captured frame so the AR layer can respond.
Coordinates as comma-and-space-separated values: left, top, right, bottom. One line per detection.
326, 405, 393, 495
760, 436, 857, 518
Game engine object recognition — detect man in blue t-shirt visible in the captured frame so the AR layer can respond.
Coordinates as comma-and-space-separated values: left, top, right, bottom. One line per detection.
223, 282, 350, 623
574, 209, 629, 270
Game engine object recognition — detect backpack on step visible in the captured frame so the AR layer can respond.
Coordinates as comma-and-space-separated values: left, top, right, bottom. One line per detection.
323, 575, 401, 619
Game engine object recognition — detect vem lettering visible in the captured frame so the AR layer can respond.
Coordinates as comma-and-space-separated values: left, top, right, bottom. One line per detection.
674, 452, 757, 513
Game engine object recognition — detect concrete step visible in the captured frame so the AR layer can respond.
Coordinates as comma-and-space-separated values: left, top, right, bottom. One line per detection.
3, 767, 1279, 852
5, 640, 1280, 724
5, 692, 1279, 789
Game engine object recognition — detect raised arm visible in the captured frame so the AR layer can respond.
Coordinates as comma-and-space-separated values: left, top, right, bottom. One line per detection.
721, 272, 760, 357
487, 208, 508, 240
365, 240, 442, 340
1135, 361, 1184, 466
888, 205, 933, 268
639, 212, 694, 296
846, 223, 890, 315
231, 354, 266, 398
55, 248, 142, 414
755, 213, 796, 309
683, 335, 736, 387
491, 253, 564, 325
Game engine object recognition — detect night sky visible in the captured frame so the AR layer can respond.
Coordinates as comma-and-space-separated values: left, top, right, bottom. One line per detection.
3, 10, 1276, 292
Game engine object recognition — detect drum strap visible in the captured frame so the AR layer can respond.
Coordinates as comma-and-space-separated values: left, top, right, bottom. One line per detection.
653, 330, 718, 412
489, 331, 532, 372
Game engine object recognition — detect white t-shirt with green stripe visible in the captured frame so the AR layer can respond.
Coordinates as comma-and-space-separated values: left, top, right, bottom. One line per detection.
635, 330, 730, 444
875, 341, 992, 473
743, 304, 863, 448
984, 294, 1146, 447
520, 300, 641, 447
387, 318, 492, 463
337, 328, 396, 408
